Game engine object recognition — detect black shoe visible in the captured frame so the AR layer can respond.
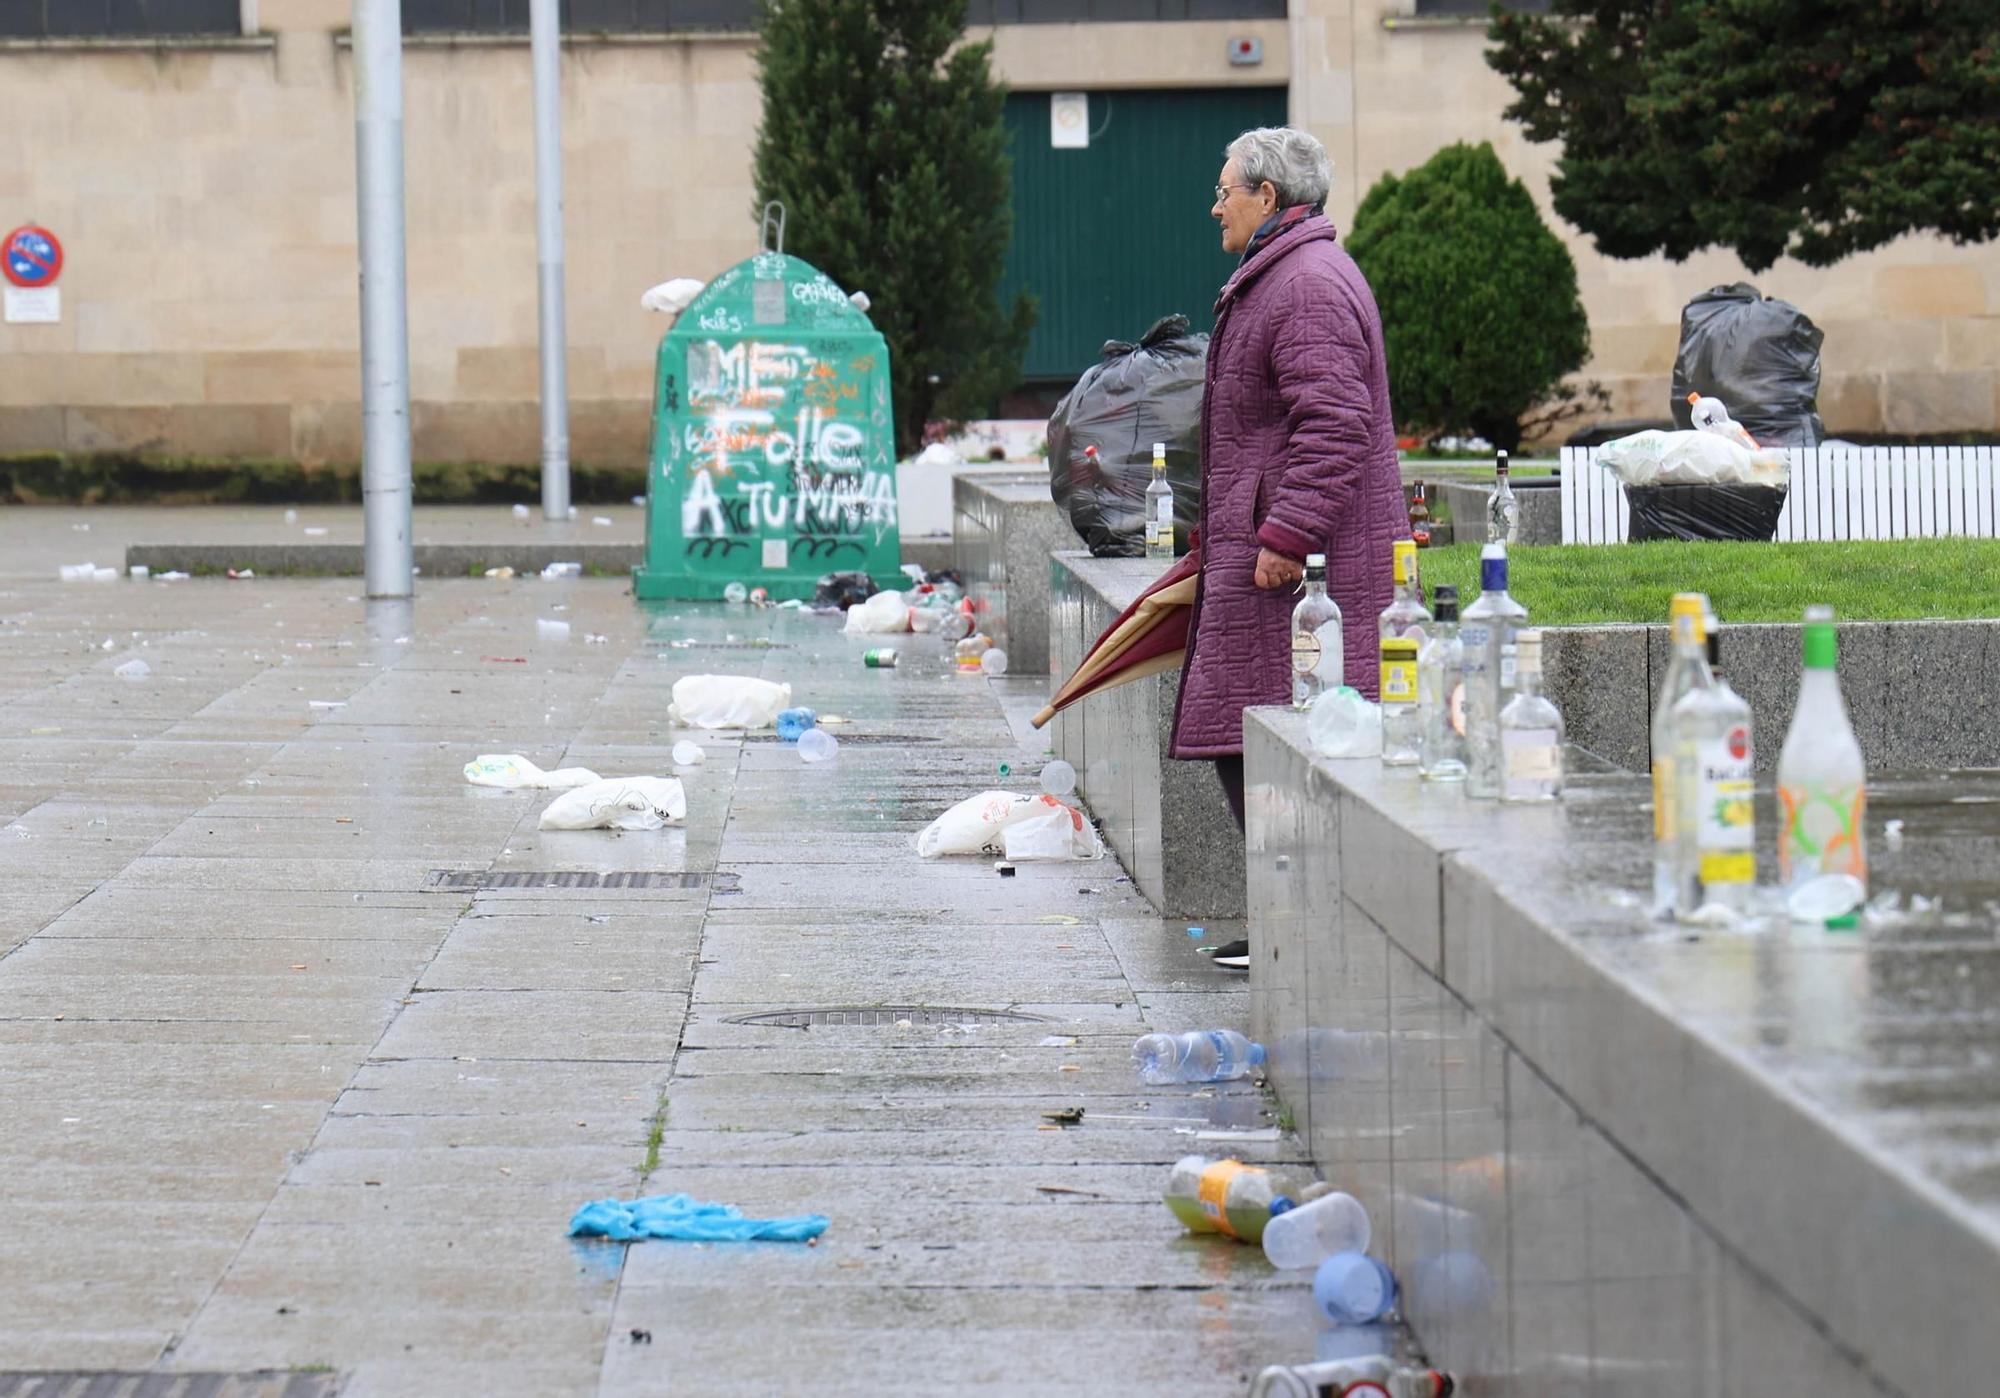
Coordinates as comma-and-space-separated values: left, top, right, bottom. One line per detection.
1204, 939, 1249, 970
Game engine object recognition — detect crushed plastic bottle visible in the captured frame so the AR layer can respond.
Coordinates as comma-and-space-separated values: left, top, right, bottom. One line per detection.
939, 611, 974, 642
671, 740, 705, 767
797, 729, 838, 763
775, 707, 818, 743
1262, 1191, 1371, 1269
1040, 759, 1077, 798
1133, 1029, 1266, 1085
1314, 1250, 1399, 1325
723, 582, 748, 604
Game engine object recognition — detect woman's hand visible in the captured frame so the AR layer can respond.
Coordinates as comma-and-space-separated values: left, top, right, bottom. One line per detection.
1254, 547, 1304, 591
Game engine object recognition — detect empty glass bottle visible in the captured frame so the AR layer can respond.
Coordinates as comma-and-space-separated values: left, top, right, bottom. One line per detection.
1290, 553, 1344, 710
1418, 585, 1468, 782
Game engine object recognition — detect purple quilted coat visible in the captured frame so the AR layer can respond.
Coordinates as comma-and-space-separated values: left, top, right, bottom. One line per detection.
1169, 214, 1406, 759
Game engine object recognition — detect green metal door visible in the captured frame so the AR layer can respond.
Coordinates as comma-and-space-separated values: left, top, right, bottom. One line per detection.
998, 86, 1289, 381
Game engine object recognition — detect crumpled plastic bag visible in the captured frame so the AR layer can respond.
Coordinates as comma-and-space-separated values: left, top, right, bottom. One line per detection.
668, 675, 793, 729
916, 791, 1104, 861
1596, 429, 1789, 488
639, 278, 706, 315
842, 590, 910, 634
539, 776, 687, 830
464, 753, 601, 790
568, 1193, 829, 1243
1309, 687, 1382, 759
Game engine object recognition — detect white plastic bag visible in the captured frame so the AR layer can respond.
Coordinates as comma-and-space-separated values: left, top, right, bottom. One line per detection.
539, 776, 687, 831
842, 590, 911, 635
639, 277, 706, 315
464, 754, 601, 790
1597, 428, 1789, 488
916, 791, 1103, 861
668, 675, 793, 729
1308, 687, 1382, 759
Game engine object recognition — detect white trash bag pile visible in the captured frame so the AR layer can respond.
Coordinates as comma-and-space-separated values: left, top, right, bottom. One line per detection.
539, 777, 687, 832
917, 791, 1104, 862
842, 590, 911, 635
668, 675, 793, 729
1597, 395, 1790, 488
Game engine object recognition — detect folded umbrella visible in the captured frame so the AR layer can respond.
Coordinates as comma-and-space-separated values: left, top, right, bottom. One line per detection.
1032, 545, 1201, 730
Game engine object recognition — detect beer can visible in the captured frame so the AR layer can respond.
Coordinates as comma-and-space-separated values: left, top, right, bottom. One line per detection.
863, 648, 899, 668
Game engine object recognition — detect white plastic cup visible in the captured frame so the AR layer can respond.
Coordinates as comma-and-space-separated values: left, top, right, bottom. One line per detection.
980, 648, 1010, 676
1262, 1191, 1372, 1269
798, 729, 838, 763
1040, 759, 1077, 798
672, 740, 705, 767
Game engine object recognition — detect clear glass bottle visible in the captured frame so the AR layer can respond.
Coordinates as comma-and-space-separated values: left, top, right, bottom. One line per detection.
1672, 628, 1756, 918
1407, 479, 1433, 548
1499, 630, 1564, 802
1144, 441, 1175, 560
1290, 553, 1343, 711
1459, 544, 1528, 799
1489, 449, 1518, 545
1777, 605, 1868, 894
1378, 540, 1430, 765
1651, 593, 1712, 916
1418, 584, 1468, 782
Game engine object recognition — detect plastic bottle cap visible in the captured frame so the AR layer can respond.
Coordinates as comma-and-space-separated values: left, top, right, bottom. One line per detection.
1268, 1196, 1296, 1217
1306, 553, 1327, 568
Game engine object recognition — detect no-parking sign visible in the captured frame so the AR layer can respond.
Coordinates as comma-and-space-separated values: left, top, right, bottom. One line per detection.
3, 225, 63, 323
3, 226, 62, 288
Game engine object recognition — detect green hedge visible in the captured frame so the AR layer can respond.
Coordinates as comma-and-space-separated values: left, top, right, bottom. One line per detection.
0, 454, 648, 507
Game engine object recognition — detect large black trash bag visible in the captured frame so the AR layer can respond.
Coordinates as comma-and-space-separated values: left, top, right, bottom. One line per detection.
1047, 314, 1207, 558
1670, 283, 1825, 447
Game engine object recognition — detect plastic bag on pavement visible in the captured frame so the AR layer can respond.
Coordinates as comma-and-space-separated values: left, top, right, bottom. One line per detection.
668, 675, 793, 729
1308, 688, 1382, 759
842, 590, 910, 634
539, 776, 687, 831
916, 791, 1104, 861
568, 1193, 829, 1243
464, 753, 602, 790
1671, 283, 1825, 447
1047, 313, 1206, 557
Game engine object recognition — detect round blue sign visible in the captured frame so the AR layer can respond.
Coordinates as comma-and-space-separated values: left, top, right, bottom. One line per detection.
3, 226, 63, 289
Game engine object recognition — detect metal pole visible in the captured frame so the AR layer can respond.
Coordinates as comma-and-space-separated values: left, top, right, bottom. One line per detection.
531, 0, 571, 521
353, 0, 413, 598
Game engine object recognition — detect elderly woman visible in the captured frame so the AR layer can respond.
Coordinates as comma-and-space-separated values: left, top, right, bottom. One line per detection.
1172, 127, 1406, 963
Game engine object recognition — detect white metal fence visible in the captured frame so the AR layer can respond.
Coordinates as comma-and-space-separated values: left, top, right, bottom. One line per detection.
1558, 445, 2000, 545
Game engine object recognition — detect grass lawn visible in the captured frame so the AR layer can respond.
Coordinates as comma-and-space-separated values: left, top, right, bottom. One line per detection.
1410, 538, 2000, 625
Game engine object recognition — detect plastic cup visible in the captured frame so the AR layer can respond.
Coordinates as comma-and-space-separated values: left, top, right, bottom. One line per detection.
1040, 759, 1077, 798
1787, 874, 1867, 924
797, 729, 838, 763
672, 740, 705, 767
1313, 1251, 1398, 1325
980, 648, 1010, 676
723, 582, 747, 604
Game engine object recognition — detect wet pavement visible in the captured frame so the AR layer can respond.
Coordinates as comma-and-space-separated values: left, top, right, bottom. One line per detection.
0, 550, 1318, 1395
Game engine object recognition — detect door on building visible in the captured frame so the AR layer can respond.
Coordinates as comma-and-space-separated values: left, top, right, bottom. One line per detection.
997, 85, 1289, 392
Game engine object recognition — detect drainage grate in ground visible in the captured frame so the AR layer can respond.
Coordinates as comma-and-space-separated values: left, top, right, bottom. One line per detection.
744, 733, 939, 746
424, 870, 738, 892
0, 1376, 341, 1398
725, 1006, 1052, 1029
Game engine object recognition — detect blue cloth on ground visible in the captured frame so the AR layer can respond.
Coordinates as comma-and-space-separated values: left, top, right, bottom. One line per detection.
568, 1193, 830, 1243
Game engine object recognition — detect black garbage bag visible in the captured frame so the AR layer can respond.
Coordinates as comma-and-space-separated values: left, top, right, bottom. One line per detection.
1624, 483, 1790, 543
813, 570, 876, 610
1670, 283, 1825, 447
1047, 314, 1206, 558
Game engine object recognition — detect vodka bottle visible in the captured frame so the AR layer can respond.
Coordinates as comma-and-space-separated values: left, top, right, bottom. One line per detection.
1459, 545, 1528, 799
1672, 629, 1756, 917
1489, 449, 1518, 545
1290, 553, 1343, 710
1418, 585, 1468, 782
1144, 441, 1176, 560
1498, 630, 1564, 802
1378, 540, 1430, 766
1651, 594, 1713, 916
1777, 605, 1868, 893
1407, 478, 1433, 548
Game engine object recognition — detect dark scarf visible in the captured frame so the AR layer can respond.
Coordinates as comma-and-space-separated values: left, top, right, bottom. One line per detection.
1241, 201, 1327, 263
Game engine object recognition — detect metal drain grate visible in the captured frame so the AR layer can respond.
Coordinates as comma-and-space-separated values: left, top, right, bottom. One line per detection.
425, 870, 738, 892
725, 1005, 1052, 1029
745, 733, 939, 746
0, 1376, 341, 1398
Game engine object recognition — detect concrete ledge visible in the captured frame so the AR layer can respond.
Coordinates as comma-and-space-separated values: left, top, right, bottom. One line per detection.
1051, 552, 1243, 918
1435, 478, 1562, 546
1247, 705, 2000, 1395
954, 469, 1066, 677
125, 542, 643, 576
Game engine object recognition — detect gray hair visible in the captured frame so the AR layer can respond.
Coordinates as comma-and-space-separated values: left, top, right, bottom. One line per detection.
1225, 127, 1333, 209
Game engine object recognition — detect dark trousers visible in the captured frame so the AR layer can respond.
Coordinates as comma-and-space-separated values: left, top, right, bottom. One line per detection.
1214, 755, 1246, 834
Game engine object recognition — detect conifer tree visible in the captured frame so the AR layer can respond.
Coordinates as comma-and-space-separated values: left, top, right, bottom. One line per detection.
753, 0, 1034, 455
1488, 0, 2000, 271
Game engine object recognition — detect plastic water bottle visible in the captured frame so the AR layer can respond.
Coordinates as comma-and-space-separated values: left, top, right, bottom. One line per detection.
1133, 1029, 1266, 1085
775, 707, 818, 742
797, 729, 838, 763
1163, 1155, 1312, 1245
1261, 1190, 1372, 1269
1314, 1251, 1399, 1324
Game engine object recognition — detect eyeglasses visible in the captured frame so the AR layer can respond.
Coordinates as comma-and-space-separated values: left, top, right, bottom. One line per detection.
1213, 183, 1258, 203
